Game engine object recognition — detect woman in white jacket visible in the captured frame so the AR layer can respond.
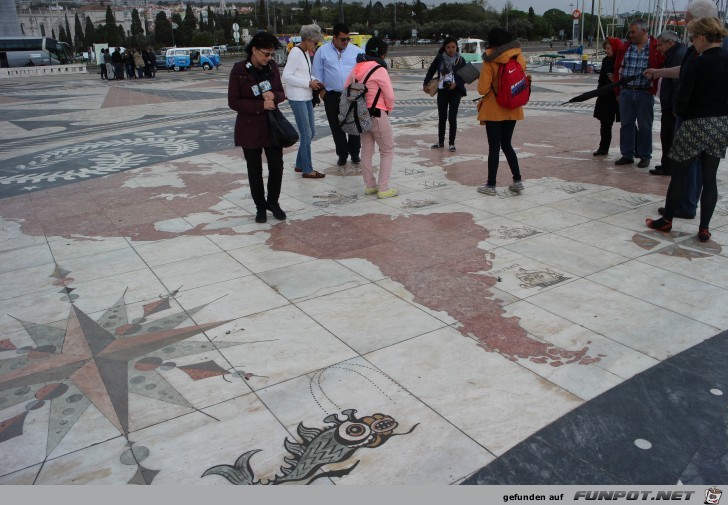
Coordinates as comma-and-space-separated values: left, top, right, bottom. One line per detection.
282, 25, 326, 178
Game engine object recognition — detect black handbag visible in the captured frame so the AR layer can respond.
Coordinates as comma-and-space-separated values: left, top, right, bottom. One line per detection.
456, 62, 480, 84
267, 108, 299, 148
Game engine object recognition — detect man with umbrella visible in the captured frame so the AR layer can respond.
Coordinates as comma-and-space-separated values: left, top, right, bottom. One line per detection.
613, 19, 664, 168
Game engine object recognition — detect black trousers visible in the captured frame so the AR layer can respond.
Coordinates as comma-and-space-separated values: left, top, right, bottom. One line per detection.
598, 117, 615, 152
242, 146, 284, 210
324, 90, 360, 160
660, 109, 677, 168
436, 89, 462, 146
664, 152, 719, 229
485, 120, 521, 187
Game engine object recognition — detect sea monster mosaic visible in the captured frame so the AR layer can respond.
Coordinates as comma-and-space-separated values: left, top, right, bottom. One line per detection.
202, 409, 418, 485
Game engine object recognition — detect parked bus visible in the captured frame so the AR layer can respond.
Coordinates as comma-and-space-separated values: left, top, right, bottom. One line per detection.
0, 37, 72, 68
165, 47, 220, 71
458, 38, 485, 63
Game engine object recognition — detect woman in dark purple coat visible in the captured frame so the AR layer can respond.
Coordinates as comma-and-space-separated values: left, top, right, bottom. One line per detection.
228, 32, 287, 223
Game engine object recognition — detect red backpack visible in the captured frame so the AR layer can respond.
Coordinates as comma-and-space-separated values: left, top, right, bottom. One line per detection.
494, 56, 530, 109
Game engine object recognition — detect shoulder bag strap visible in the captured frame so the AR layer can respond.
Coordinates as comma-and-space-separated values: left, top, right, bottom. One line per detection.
296, 46, 311, 78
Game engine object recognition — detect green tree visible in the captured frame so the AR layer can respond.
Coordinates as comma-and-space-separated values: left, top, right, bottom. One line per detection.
83, 16, 95, 48
131, 9, 144, 37
191, 31, 214, 46
155, 11, 174, 46
101, 5, 121, 45
207, 5, 215, 33
258, 0, 267, 29
59, 26, 67, 45
181, 4, 197, 45
543, 8, 571, 40
64, 14, 73, 48
74, 13, 84, 51
172, 13, 183, 45
105, 6, 116, 28
302, 0, 312, 24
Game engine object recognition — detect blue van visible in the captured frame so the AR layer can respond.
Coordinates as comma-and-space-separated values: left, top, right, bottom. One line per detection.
165, 47, 220, 71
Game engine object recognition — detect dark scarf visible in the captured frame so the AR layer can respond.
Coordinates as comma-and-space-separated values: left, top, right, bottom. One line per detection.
245, 59, 272, 81
356, 53, 388, 69
439, 51, 460, 75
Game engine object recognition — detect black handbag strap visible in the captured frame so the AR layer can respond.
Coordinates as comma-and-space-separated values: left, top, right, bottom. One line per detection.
357, 64, 383, 112
295, 46, 312, 78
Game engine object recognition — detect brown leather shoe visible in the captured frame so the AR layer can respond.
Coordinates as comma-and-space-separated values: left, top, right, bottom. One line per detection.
302, 170, 326, 178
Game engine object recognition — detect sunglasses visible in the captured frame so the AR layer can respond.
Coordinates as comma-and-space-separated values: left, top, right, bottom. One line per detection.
256, 48, 275, 58
338, 37, 351, 42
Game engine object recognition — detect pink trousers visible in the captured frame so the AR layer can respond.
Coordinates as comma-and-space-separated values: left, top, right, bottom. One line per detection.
360, 113, 394, 191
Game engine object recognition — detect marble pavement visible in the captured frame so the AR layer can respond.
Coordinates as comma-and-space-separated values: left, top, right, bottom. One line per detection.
0, 63, 726, 486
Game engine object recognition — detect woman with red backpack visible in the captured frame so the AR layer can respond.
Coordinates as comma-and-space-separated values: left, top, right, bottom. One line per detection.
476, 28, 527, 196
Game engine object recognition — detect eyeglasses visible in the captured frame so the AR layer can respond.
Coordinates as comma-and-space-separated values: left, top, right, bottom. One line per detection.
338, 37, 351, 42
256, 48, 275, 58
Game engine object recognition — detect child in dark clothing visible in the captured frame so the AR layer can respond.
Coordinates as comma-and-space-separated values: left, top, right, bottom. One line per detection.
592, 37, 623, 155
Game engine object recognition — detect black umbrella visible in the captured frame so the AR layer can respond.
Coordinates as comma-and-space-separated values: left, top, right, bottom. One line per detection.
562, 74, 640, 104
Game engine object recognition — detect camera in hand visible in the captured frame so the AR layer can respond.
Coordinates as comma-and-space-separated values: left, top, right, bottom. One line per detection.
442, 78, 453, 88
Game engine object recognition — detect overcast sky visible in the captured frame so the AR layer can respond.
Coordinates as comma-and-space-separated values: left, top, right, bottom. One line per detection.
483, 0, 686, 15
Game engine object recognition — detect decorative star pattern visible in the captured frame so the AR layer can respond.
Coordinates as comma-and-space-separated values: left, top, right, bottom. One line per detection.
0, 265, 254, 483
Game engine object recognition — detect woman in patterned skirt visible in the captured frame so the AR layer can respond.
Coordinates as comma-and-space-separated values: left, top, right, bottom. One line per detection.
646, 17, 728, 242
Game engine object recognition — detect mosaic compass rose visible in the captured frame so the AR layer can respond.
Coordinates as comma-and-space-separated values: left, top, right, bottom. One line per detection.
632, 230, 722, 260
0, 265, 251, 483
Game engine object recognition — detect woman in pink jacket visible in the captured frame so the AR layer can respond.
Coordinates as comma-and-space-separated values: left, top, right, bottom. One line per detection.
344, 38, 397, 199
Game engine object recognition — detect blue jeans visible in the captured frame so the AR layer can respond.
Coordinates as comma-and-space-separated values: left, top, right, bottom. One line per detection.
672, 116, 702, 216
619, 89, 654, 160
289, 99, 315, 173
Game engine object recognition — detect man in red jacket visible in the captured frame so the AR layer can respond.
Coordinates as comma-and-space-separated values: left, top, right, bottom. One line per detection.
613, 19, 665, 168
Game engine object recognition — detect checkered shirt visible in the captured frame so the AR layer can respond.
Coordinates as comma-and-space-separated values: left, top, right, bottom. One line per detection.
622, 42, 651, 88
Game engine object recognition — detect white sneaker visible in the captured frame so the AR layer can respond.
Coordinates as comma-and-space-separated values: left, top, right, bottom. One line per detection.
477, 185, 497, 196
508, 181, 524, 193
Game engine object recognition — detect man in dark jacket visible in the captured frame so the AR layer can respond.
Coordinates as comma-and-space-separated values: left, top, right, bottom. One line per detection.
650, 31, 686, 176
111, 48, 124, 80
613, 19, 665, 168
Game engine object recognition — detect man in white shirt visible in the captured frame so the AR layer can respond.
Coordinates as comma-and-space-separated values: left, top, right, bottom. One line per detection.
311, 23, 364, 166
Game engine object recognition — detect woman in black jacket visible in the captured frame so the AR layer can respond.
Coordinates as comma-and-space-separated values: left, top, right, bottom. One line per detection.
423, 37, 467, 152
592, 37, 622, 156
646, 17, 728, 242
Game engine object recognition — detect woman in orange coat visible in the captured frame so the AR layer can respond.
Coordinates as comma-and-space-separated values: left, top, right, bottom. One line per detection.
476, 28, 527, 196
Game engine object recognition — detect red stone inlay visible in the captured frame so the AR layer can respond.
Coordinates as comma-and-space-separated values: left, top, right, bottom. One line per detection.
35, 382, 69, 400
134, 357, 163, 371
143, 298, 171, 317
267, 213, 597, 366
0, 339, 17, 351
115, 323, 141, 336
178, 360, 230, 380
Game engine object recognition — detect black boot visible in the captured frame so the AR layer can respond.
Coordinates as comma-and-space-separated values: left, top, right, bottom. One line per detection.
266, 202, 286, 221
